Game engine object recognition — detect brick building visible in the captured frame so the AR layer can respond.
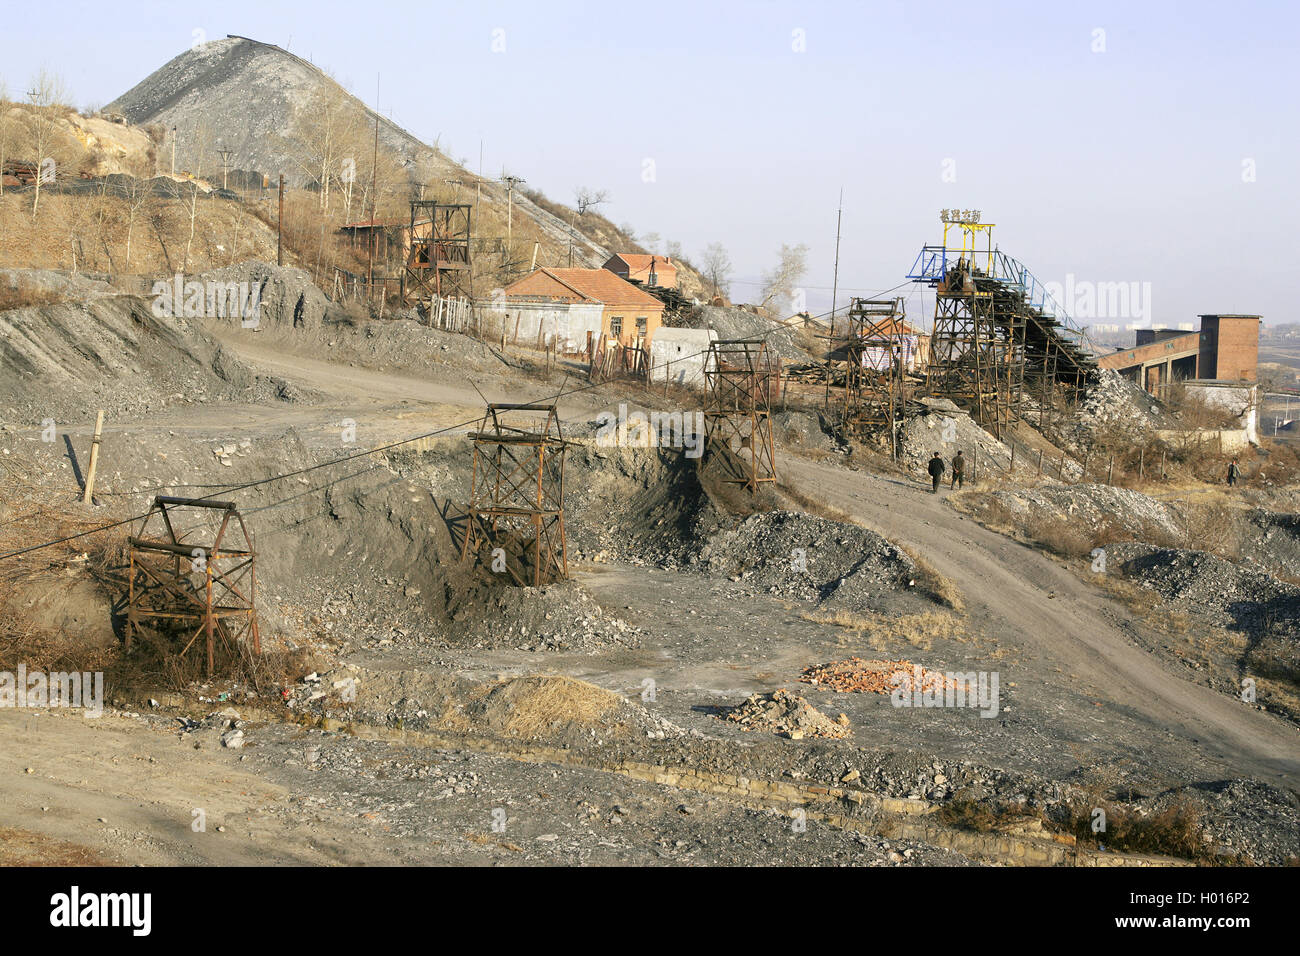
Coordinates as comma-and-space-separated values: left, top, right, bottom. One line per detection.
1097, 314, 1260, 393
602, 253, 678, 289
499, 267, 666, 349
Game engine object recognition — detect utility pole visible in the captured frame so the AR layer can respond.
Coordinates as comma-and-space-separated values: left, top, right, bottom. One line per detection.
216, 145, 234, 190
170, 126, 178, 177
501, 174, 525, 279
277, 175, 285, 266
366, 77, 380, 301
825, 189, 843, 409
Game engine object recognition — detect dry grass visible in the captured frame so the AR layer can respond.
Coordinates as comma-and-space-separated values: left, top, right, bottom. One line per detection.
799, 609, 964, 652
0, 282, 71, 311
899, 545, 965, 611
0, 826, 115, 866
938, 792, 1229, 863
469, 675, 621, 739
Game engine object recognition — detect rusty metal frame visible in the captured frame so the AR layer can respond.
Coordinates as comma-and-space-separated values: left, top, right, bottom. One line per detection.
843, 297, 910, 454
126, 496, 261, 676
703, 340, 778, 491
461, 403, 569, 587
406, 200, 472, 302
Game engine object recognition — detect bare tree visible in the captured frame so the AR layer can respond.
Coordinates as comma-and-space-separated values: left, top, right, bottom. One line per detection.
759, 242, 809, 314
288, 85, 367, 214
27, 68, 69, 220
574, 186, 609, 215
700, 242, 732, 298
122, 173, 153, 268
0, 77, 10, 197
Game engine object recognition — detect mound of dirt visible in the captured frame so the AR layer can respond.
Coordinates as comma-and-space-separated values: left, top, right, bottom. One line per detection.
1051, 368, 1178, 453
0, 291, 281, 423
694, 510, 922, 611
293, 666, 682, 743
467, 675, 680, 741
720, 688, 850, 739
959, 483, 1183, 543
1109, 544, 1300, 677
679, 305, 808, 360
898, 399, 1029, 480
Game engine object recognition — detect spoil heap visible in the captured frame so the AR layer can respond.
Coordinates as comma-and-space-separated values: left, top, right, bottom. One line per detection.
720, 689, 851, 739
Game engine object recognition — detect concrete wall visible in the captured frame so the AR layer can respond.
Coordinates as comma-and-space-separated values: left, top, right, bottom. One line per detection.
1185, 381, 1259, 443
649, 328, 717, 388
477, 300, 605, 353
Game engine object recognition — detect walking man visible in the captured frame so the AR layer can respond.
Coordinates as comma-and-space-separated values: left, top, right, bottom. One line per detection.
927, 451, 945, 493
1226, 457, 1241, 487
951, 449, 966, 490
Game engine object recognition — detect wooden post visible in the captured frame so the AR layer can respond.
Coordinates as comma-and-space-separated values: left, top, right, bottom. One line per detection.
1037, 450, 1044, 475
1139, 448, 1145, 481
1081, 449, 1089, 482
973, 445, 978, 482
276, 175, 285, 267
82, 410, 104, 505
1010, 444, 1016, 472
1108, 456, 1114, 484
1160, 450, 1166, 480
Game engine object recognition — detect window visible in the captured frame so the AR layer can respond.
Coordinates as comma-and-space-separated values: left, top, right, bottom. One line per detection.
610, 316, 623, 337
636, 317, 647, 335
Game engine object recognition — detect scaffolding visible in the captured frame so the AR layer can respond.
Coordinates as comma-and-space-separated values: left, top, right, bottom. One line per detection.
926, 259, 1008, 436
126, 496, 261, 676
908, 212, 1096, 436
461, 403, 568, 587
703, 340, 778, 491
405, 201, 472, 302
843, 297, 910, 453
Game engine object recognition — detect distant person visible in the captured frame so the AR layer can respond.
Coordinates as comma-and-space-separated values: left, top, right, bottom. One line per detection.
927, 452, 945, 493
951, 450, 966, 490
1226, 457, 1241, 487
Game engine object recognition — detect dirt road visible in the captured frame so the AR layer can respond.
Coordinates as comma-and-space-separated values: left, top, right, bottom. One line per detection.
781, 457, 1299, 785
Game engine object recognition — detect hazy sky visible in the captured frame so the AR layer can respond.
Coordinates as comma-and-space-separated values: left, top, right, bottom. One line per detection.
3, 0, 1296, 327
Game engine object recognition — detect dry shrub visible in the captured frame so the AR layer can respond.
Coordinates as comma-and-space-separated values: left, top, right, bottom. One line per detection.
0, 282, 70, 311
468, 675, 620, 738
800, 608, 963, 651
1061, 799, 1225, 862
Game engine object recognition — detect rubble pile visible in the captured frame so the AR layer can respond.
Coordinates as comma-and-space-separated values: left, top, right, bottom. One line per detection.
961, 483, 1183, 542
694, 510, 921, 611
800, 658, 967, 695
1109, 542, 1300, 670
897, 398, 1028, 480
1052, 369, 1176, 453
720, 688, 851, 739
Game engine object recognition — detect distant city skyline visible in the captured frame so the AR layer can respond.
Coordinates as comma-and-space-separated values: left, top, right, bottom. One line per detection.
2, 0, 1294, 325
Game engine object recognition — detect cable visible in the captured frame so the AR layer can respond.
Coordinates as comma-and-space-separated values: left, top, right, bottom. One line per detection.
0, 286, 910, 560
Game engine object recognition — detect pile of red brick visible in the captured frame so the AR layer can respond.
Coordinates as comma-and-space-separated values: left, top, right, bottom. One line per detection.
799, 658, 966, 695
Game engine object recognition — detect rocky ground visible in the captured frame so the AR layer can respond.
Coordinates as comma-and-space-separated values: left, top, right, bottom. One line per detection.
2, 263, 1298, 867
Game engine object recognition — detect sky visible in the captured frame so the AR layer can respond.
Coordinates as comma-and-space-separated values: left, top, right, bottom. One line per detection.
2, 0, 1297, 327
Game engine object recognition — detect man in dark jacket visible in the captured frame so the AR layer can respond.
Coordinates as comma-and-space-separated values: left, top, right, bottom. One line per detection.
1227, 457, 1241, 487
951, 450, 966, 489
927, 452, 945, 493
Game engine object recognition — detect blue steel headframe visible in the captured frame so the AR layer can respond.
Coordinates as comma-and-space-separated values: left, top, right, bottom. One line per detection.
905, 241, 1093, 351
907, 244, 948, 286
